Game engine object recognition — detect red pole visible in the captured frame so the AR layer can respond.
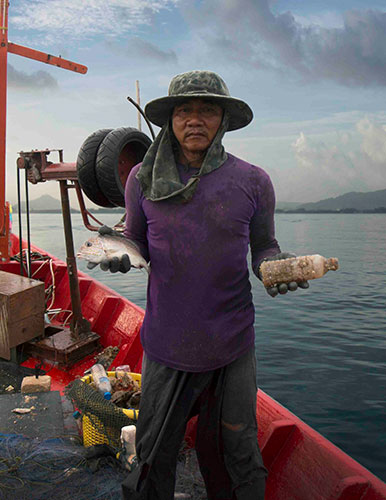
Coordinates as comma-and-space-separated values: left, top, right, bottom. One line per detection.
0, 1, 87, 261
0, 1, 9, 242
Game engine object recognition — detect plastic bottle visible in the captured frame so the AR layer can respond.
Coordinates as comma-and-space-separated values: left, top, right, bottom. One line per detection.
120, 425, 137, 470
259, 254, 339, 288
91, 363, 112, 400
121, 425, 136, 456
115, 365, 131, 373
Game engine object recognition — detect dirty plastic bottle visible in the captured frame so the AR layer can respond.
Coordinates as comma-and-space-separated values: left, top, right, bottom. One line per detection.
121, 425, 136, 456
259, 254, 339, 288
115, 365, 131, 373
91, 363, 112, 400
120, 425, 137, 470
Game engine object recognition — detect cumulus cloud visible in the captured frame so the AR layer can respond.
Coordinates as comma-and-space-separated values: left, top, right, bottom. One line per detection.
181, 0, 386, 87
7, 64, 58, 90
357, 118, 386, 164
276, 118, 386, 202
11, 0, 179, 42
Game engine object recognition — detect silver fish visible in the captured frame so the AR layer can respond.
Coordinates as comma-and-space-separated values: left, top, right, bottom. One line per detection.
77, 234, 150, 274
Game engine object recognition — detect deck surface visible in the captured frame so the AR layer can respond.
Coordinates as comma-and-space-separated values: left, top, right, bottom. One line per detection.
0, 391, 64, 438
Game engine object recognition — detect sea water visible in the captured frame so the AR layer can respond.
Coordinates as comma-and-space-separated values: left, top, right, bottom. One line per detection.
13, 212, 386, 481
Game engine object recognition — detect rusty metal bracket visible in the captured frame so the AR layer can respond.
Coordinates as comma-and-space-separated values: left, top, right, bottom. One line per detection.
16, 149, 104, 231
74, 181, 104, 231
17, 149, 78, 182
15, 148, 105, 341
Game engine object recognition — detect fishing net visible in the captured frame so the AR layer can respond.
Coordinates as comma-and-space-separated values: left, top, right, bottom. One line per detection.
0, 433, 127, 500
66, 378, 136, 450
0, 434, 206, 500
175, 446, 207, 499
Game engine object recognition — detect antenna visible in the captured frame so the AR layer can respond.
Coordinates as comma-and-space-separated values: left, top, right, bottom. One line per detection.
136, 80, 141, 131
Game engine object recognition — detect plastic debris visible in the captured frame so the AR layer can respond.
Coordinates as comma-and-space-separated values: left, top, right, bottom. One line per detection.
260, 254, 339, 287
12, 407, 33, 414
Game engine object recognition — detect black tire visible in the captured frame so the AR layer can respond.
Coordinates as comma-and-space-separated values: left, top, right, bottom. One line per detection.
95, 127, 152, 207
76, 129, 116, 207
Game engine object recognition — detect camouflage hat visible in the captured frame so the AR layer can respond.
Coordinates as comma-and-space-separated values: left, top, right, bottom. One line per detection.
145, 70, 253, 131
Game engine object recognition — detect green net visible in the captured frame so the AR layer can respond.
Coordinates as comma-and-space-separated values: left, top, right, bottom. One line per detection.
66, 379, 136, 450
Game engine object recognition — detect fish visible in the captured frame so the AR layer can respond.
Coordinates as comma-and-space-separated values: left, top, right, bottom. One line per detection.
77, 234, 150, 274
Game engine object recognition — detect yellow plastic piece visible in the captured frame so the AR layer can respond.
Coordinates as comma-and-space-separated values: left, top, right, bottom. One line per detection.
80, 371, 141, 447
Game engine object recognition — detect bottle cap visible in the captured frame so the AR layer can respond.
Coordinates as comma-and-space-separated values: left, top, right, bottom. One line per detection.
104, 392, 112, 400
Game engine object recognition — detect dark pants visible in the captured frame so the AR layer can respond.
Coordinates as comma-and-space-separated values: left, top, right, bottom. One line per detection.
122, 348, 267, 500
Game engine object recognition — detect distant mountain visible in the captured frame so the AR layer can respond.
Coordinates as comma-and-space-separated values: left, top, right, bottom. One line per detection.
276, 201, 301, 210
298, 189, 386, 212
15, 194, 79, 213
14, 189, 386, 214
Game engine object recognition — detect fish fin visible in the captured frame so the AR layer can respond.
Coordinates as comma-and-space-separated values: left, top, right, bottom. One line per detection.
139, 264, 150, 276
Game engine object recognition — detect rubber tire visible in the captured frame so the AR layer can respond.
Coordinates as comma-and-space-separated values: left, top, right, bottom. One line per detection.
96, 127, 152, 207
76, 129, 116, 208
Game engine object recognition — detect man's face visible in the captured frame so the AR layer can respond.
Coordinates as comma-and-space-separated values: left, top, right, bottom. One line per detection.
172, 99, 223, 159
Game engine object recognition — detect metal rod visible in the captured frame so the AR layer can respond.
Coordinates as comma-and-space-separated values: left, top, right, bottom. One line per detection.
59, 180, 82, 339
24, 166, 31, 278
16, 165, 23, 276
74, 180, 102, 231
136, 80, 141, 131
0, 0, 8, 236
126, 95, 156, 140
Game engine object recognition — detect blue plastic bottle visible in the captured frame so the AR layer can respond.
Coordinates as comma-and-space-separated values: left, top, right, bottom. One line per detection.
90, 363, 112, 400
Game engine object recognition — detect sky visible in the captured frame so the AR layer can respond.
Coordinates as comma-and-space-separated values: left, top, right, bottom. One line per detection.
4, 0, 386, 206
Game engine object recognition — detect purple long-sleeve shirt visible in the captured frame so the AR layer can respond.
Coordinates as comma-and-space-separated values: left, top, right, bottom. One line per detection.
124, 153, 280, 372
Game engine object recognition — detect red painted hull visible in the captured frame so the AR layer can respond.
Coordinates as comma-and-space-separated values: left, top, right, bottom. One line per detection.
2, 234, 386, 500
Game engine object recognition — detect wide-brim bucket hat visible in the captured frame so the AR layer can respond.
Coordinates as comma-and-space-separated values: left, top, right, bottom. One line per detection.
145, 70, 253, 132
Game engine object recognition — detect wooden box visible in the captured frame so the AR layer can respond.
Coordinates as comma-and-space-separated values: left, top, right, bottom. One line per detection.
0, 270, 45, 360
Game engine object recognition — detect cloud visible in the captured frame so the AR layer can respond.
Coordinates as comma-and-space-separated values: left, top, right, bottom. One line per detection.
128, 38, 178, 64
357, 118, 386, 164
7, 64, 58, 90
107, 38, 178, 64
181, 0, 386, 87
274, 118, 386, 202
10, 0, 179, 42
292, 11, 344, 30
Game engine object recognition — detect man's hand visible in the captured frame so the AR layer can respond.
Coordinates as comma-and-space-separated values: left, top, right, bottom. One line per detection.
86, 225, 132, 274
98, 225, 122, 238
257, 252, 309, 298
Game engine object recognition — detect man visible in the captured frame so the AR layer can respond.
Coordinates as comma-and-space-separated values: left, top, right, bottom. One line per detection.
93, 71, 308, 499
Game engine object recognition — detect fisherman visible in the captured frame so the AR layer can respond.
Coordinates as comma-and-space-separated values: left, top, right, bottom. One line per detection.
91, 71, 309, 499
